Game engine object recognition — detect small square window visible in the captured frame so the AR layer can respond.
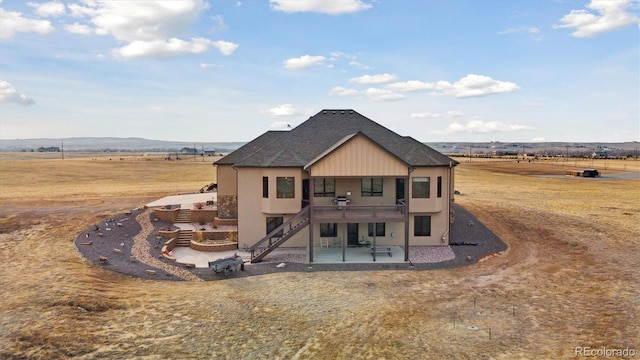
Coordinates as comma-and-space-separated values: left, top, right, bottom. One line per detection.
412, 177, 430, 198
314, 178, 335, 197
266, 217, 283, 237
368, 223, 385, 237
414, 216, 431, 236
277, 177, 295, 198
320, 223, 337, 237
362, 178, 383, 197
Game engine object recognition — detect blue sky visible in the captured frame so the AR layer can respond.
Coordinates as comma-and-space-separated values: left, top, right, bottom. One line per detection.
0, 0, 638, 143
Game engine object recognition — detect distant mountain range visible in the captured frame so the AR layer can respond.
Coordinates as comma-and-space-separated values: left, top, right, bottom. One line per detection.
0, 137, 245, 153
0, 137, 637, 157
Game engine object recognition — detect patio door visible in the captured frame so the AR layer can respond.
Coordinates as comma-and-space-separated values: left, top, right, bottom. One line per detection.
347, 223, 359, 247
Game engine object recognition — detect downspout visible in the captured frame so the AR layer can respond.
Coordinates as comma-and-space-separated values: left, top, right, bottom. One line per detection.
446, 161, 455, 245
308, 174, 314, 263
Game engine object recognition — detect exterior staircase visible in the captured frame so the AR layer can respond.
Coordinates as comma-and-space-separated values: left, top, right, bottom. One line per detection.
250, 206, 309, 263
176, 229, 193, 247
176, 209, 191, 223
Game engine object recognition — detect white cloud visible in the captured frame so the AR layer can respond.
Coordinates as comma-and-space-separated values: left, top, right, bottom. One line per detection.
425, 74, 519, 98
364, 88, 404, 101
262, 104, 297, 117
387, 80, 431, 92
211, 40, 239, 55
210, 14, 228, 32
0, 6, 54, 39
498, 26, 543, 41
200, 63, 223, 68
349, 61, 371, 70
84, 1, 208, 42
270, 0, 372, 15
284, 55, 326, 69
28, 1, 65, 17
112, 37, 236, 58
64, 22, 92, 35
349, 73, 397, 85
411, 110, 465, 119
555, 0, 639, 37
329, 86, 359, 96
63, 0, 238, 58
67, 3, 98, 18
0, 80, 35, 105
442, 119, 534, 134
532, 137, 546, 142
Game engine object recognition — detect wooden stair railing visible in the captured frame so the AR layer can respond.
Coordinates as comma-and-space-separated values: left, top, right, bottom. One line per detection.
250, 206, 310, 263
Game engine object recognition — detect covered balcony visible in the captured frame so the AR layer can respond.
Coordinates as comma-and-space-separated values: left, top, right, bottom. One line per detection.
312, 201, 406, 223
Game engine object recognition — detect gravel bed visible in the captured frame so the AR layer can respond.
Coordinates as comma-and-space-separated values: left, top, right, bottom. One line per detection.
75, 209, 185, 281
75, 204, 507, 280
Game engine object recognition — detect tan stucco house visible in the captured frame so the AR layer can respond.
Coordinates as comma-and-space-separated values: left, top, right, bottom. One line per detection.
214, 109, 457, 263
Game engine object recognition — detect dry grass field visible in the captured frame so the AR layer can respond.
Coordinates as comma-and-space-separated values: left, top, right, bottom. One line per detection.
0, 153, 638, 359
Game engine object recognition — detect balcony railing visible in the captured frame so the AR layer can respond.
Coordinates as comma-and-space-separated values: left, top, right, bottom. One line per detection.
312, 204, 406, 222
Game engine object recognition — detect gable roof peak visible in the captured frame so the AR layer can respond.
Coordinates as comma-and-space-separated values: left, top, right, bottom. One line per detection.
225, 108, 455, 167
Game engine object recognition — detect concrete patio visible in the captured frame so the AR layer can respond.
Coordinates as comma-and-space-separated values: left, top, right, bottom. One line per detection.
145, 193, 217, 208
309, 246, 405, 264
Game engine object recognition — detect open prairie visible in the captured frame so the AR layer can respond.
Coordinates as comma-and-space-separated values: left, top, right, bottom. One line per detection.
0, 154, 638, 359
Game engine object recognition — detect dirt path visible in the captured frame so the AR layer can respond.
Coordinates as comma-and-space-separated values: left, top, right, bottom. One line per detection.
130, 209, 203, 281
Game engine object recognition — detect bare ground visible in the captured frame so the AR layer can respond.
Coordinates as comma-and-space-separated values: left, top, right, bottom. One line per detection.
0, 158, 638, 359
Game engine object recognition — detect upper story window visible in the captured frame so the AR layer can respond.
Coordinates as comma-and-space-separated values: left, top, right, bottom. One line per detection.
262, 176, 269, 198
277, 177, 295, 198
437, 176, 442, 198
361, 178, 383, 197
314, 178, 335, 197
412, 177, 430, 198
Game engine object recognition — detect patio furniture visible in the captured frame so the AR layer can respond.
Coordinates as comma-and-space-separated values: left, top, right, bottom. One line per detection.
320, 238, 329, 248
359, 236, 371, 247
333, 237, 342, 247
370, 246, 393, 257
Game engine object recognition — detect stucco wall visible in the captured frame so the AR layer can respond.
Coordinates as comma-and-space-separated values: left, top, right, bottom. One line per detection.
408, 167, 450, 213
312, 177, 401, 207
236, 164, 455, 248
216, 164, 237, 196
237, 167, 308, 248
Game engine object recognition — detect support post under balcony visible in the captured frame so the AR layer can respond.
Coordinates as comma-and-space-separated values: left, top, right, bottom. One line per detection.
308, 178, 314, 263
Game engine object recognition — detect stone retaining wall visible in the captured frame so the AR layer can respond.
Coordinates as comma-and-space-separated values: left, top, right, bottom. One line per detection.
153, 208, 178, 223
213, 217, 238, 226
190, 240, 238, 252
190, 209, 217, 224
217, 195, 237, 219
157, 229, 179, 239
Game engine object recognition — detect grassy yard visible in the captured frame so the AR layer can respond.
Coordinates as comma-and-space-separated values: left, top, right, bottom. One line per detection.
0, 153, 638, 358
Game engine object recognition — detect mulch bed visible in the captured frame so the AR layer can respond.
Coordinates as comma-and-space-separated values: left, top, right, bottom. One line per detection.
75, 204, 507, 281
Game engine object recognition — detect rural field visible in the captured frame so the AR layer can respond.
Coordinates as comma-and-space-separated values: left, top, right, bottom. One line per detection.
0, 153, 638, 359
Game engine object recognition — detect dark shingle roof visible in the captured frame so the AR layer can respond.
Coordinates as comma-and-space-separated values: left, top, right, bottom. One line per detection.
219, 109, 455, 168
213, 130, 287, 165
